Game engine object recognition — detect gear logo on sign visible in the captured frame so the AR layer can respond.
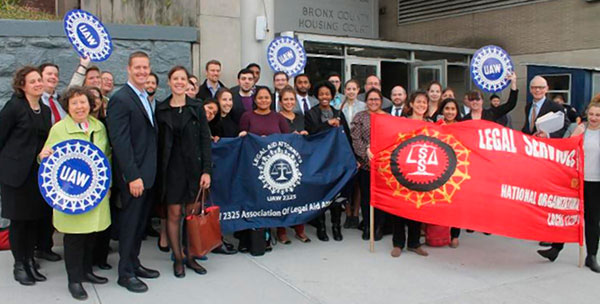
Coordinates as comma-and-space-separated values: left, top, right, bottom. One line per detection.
267, 37, 307, 77
38, 139, 111, 214
255, 142, 302, 195
470, 45, 513, 93
377, 128, 471, 208
63, 9, 113, 62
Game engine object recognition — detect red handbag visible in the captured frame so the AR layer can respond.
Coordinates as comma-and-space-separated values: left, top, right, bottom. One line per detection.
0, 228, 9, 251
425, 224, 450, 247
185, 190, 222, 257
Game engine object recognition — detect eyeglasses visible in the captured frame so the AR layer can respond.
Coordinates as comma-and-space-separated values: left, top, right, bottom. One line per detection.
530, 86, 547, 90
468, 98, 482, 101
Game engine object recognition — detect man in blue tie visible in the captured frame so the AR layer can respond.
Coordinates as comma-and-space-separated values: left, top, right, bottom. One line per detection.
384, 85, 407, 117
106, 51, 160, 293
293, 73, 318, 115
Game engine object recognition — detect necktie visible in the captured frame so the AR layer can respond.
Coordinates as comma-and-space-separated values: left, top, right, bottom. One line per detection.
530, 103, 538, 132
303, 98, 309, 113
48, 95, 61, 123
394, 107, 400, 117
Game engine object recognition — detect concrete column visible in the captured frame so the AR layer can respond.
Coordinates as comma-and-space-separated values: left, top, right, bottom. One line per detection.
240, 0, 275, 87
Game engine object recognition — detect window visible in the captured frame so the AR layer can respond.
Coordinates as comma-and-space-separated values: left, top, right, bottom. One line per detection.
593, 73, 600, 99
397, 0, 549, 25
540, 74, 571, 104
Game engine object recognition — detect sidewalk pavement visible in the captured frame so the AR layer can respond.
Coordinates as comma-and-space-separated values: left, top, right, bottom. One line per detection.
1, 227, 598, 304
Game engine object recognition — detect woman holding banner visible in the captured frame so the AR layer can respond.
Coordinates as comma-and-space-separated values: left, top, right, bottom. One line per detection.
275, 86, 311, 244
305, 81, 352, 242
390, 91, 430, 258
462, 72, 518, 122
0, 66, 52, 286
38, 86, 111, 300
156, 66, 212, 278
351, 88, 388, 241
537, 99, 600, 273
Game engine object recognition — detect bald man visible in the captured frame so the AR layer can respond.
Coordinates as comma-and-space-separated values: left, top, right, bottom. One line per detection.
522, 76, 568, 138
357, 75, 393, 108
384, 85, 407, 117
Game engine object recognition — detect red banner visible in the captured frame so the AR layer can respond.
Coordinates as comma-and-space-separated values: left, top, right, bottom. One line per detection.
370, 114, 584, 244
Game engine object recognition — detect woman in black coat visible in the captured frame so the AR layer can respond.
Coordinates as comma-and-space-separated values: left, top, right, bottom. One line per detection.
304, 81, 353, 242
0, 66, 52, 285
462, 72, 518, 122
156, 66, 212, 278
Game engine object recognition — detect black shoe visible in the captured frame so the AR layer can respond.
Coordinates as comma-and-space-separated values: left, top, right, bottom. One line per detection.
212, 244, 238, 255
95, 263, 112, 270
585, 255, 600, 273
13, 262, 35, 286
34, 250, 61, 262
362, 228, 370, 241
223, 239, 236, 251
173, 261, 185, 278
466, 229, 474, 233
25, 259, 46, 281
68, 282, 88, 300
316, 228, 329, 242
145, 226, 159, 238
332, 225, 343, 241
117, 276, 148, 293
157, 237, 169, 252
186, 261, 207, 275
374, 226, 384, 241
539, 241, 552, 247
537, 248, 560, 262
343, 216, 353, 229
134, 265, 160, 279
84, 272, 108, 284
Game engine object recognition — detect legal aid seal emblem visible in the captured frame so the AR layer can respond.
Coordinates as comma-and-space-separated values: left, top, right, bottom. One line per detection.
267, 36, 307, 77
470, 45, 513, 93
255, 141, 302, 196
38, 140, 111, 214
63, 9, 113, 62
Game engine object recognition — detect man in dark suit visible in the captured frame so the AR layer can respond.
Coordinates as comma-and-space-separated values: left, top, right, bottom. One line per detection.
106, 51, 160, 293
293, 73, 318, 115
196, 60, 226, 101
384, 85, 408, 117
521, 76, 569, 138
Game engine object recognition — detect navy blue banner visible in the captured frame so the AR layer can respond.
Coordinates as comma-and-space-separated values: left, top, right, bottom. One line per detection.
211, 128, 357, 233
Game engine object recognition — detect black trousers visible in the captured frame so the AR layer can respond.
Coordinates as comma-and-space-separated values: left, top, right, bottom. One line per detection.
451, 228, 461, 239
9, 219, 40, 262
392, 216, 421, 249
317, 203, 342, 228
552, 181, 600, 256
93, 227, 111, 265
358, 170, 385, 229
35, 215, 54, 252
118, 190, 153, 278
64, 232, 96, 283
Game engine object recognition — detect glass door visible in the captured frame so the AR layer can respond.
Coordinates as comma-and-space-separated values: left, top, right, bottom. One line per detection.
345, 58, 380, 89
410, 60, 447, 91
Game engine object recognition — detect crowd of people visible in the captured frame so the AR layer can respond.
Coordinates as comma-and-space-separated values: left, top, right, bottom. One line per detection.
0, 50, 599, 301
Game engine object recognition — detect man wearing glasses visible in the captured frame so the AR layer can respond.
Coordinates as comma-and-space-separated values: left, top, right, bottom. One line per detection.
521, 76, 569, 138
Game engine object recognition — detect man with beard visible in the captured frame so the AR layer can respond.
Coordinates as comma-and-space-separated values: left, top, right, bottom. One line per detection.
293, 73, 318, 116
356, 75, 392, 108
230, 68, 256, 123
384, 85, 408, 117
145, 72, 159, 112
272, 71, 289, 112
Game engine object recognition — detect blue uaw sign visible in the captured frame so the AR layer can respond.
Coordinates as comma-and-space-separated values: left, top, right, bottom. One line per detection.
267, 36, 307, 77
38, 140, 111, 215
470, 45, 514, 93
63, 9, 113, 62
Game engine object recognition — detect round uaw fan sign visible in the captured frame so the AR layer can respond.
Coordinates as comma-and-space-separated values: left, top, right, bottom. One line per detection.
267, 36, 307, 77
470, 45, 513, 93
63, 9, 113, 62
38, 139, 111, 214
378, 129, 471, 208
